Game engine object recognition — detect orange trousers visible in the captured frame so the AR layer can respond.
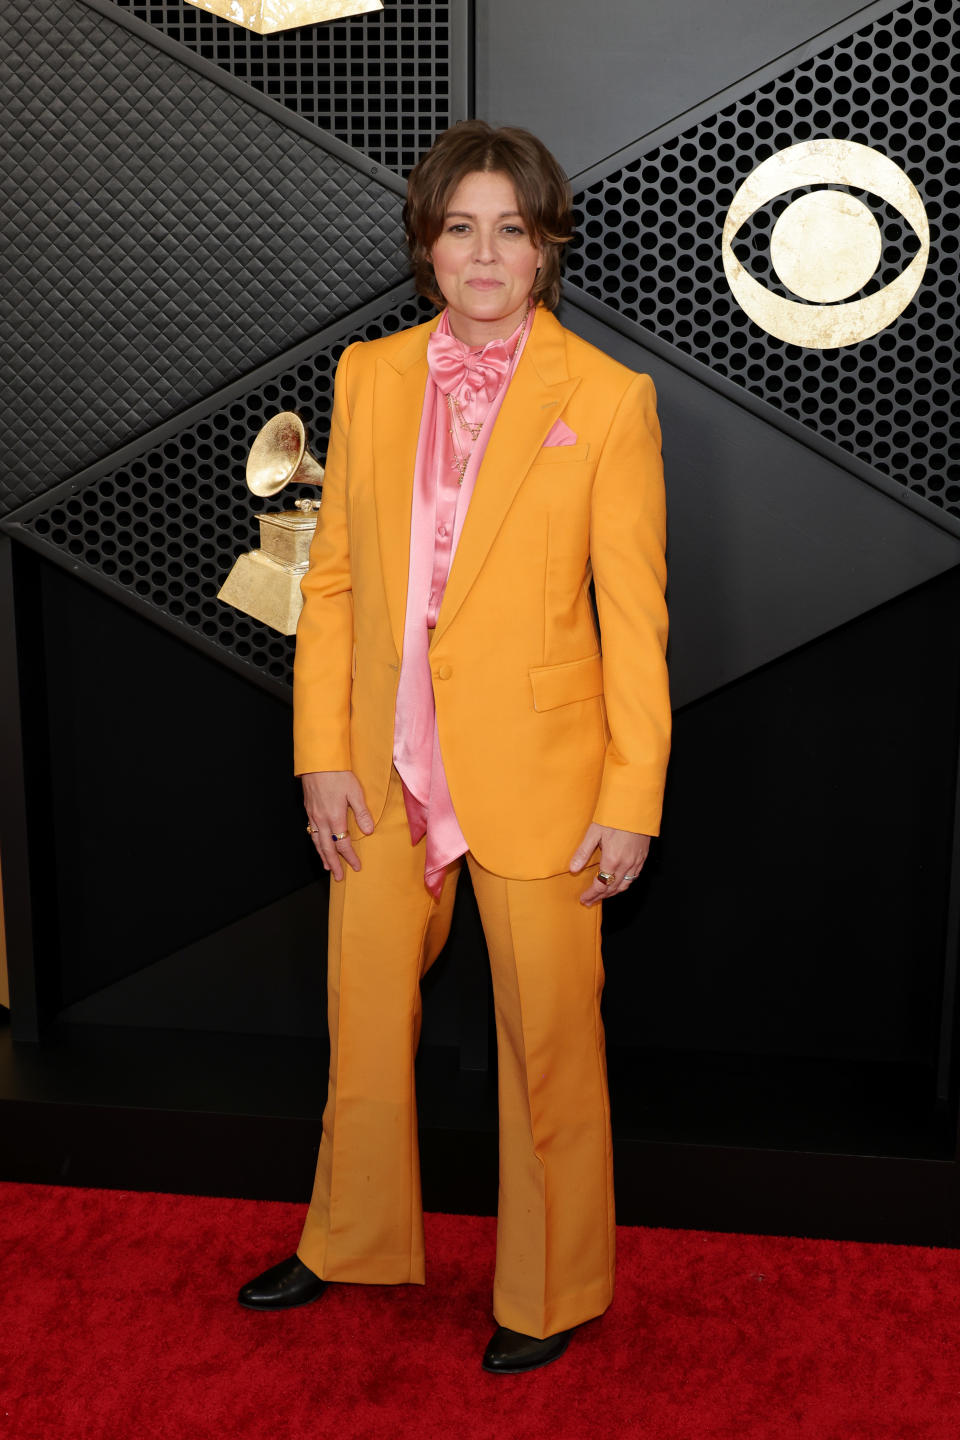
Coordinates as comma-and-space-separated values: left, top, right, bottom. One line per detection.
297, 767, 615, 1339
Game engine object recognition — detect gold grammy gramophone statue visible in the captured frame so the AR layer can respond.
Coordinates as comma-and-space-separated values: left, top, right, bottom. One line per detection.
217, 412, 324, 636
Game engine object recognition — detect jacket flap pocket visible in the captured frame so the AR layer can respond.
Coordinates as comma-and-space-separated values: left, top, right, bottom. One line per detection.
529, 653, 604, 712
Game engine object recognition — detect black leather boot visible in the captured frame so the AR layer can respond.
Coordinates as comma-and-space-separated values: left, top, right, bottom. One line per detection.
481, 1325, 572, 1374
237, 1254, 327, 1310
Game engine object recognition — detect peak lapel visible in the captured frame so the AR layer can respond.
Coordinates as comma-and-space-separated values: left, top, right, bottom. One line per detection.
372, 320, 438, 658
432, 309, 580, 645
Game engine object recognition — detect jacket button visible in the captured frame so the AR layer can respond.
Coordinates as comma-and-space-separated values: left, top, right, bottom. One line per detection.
437, 663, 453, 680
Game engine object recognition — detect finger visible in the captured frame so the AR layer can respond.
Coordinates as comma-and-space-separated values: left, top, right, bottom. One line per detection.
336, 838, 362, 873
305, 818, 328, 866
600, 861, 631, 894
322, 811, 351, 879
611, 856, 647, 895
569, 826, 602, 873
579, 878, 610, 907
312, 812, 348, 881
323, 844, 345, 882
347, 785, 375, 836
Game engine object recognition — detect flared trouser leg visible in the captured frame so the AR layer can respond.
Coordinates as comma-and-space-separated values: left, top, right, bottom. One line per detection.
297, 769, 614, 1332
297, 767, 460, 1284
467, 855, 615, 1341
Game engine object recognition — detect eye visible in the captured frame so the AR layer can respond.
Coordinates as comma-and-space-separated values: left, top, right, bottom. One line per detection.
721, 138, 930, 348
446, 222, 471, 234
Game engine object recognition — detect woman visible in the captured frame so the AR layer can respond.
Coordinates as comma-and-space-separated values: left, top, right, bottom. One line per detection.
239, 121, 670, 1375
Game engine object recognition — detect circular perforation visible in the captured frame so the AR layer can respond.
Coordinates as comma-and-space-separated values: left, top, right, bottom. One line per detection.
566, 0, 960, 517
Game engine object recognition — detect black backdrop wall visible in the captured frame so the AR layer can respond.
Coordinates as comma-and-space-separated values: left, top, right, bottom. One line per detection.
3, 0, 960, 1241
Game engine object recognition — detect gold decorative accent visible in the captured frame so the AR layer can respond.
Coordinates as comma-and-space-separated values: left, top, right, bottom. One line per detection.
721, 138, 930, 348
217, 549, 306, 634
257, 508, 318, 568
185, 0, 381, 37
247, 412, 324, 497
770, 190, 882, 304
217, 514, 315, 634
219, 411, 324, 634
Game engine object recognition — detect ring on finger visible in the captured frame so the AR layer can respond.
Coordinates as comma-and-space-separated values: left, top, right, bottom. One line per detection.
331, 831, 348, 842
305, 825, 319, 835
597, 870, 616, 885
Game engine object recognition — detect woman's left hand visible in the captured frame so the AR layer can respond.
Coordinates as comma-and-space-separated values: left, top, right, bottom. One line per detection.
569, 824, 651, 906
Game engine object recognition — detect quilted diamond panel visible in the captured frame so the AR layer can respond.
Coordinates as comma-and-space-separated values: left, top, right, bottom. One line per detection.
566, 0, 960, 518
110, 0, 453, 175
1, 0, 408, 518
18, 292, 434, 691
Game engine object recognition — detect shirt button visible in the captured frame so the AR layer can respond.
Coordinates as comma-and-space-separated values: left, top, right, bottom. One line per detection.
437, 663, 453, 680
437, 524, 447, 538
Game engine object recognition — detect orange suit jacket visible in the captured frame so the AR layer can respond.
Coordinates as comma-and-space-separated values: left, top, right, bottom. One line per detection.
293, 303, 671, 879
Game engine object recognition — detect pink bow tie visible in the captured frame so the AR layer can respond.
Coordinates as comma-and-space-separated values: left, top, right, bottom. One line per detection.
427, 331, 512, 403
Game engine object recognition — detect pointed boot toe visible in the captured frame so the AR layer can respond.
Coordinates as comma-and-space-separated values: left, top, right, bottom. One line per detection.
481, 1324, 572, 1374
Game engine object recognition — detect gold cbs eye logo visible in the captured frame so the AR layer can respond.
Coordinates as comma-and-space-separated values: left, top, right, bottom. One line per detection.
721, 138, 930, 348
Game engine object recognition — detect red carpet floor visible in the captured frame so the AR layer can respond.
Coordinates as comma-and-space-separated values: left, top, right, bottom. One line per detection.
3, 1182, 960, 1440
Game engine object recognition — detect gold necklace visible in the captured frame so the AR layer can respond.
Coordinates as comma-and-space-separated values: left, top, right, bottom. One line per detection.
446, 306, 530, 485
449, 395, 483, 444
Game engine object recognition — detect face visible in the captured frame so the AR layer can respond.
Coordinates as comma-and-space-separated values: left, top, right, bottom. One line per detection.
429, 170, 544, 344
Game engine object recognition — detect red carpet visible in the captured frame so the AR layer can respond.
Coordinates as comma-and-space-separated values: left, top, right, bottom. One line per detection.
3, 1182, 960, 1439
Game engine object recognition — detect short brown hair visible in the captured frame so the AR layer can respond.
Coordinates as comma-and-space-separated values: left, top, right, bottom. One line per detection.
403, 121, 574, 312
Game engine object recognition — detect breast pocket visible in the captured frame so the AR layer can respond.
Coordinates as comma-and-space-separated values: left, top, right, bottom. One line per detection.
531, 442, 591, 466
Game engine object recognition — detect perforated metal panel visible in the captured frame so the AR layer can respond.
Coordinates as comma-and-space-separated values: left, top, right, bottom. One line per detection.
1, 0, 407, 519
109, 0, 455, 174
9, 0, 960, 707
18, 292, 434, 690
566, 0, 960, 517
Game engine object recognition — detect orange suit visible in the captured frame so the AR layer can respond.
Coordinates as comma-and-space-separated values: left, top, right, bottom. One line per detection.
292, 304, 670, 1338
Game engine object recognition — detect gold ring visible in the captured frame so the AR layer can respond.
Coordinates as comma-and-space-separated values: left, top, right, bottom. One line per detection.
305, 825, 319, 835
331, 831, 348, 841
597, 870, 615, 885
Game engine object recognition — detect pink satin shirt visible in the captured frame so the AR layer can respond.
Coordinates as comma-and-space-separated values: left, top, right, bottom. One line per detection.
392, 306, 532, 896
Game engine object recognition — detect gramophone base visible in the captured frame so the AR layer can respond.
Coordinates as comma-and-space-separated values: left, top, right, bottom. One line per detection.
218, 550, 307, 636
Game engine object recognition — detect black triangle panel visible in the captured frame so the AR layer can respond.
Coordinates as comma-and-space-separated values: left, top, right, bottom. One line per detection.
1, 0, 411, 518
560, 298, 960, 707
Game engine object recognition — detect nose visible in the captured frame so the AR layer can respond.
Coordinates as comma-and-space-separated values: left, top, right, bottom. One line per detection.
471, 227, 497, 264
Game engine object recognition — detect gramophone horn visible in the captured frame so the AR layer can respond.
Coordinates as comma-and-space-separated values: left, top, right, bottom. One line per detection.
246, 411, 325, 498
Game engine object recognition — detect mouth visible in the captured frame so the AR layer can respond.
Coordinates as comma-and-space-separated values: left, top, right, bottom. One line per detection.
466, 279, 503, 290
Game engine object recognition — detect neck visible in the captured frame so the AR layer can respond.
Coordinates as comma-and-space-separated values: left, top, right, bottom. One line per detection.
445, 299, 530, 347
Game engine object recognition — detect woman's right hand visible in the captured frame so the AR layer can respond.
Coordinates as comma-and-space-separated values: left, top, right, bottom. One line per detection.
302, 771, 374, 880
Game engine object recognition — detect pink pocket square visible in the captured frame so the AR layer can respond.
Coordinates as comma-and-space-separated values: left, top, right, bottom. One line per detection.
543, 417, 578, 447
